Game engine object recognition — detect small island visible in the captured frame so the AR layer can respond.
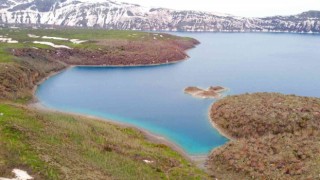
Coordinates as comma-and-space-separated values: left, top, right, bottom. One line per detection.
184, 86, 227, 99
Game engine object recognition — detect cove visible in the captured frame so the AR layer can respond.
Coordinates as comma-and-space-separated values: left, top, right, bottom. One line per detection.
36, 32, 320, 156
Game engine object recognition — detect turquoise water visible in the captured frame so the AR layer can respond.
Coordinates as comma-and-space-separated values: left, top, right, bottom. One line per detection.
36, 32, 320, 156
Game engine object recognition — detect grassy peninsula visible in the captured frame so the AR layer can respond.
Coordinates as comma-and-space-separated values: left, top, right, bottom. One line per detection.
0, 28, 207, 179
0, 28, 198, 101
207, 93, 320, 179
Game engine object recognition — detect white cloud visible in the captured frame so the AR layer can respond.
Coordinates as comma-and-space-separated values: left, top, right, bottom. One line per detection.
89, 0, 320, 17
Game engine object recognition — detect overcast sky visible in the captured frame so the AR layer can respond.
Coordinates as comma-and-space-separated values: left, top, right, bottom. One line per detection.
89, 0, 320, 17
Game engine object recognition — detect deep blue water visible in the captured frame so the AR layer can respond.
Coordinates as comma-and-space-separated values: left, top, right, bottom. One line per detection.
36, 33, 320, 156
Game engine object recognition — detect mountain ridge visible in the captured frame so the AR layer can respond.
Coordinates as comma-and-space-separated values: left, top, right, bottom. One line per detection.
0, 0, 320, 32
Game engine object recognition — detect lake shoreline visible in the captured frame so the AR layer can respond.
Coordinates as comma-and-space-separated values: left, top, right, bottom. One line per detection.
208, 104, 236, 141
27, 40, 211, 168
30, 58, 189, 103
28, 101, 208, 167
29, 58, 235, 170
31, 67, 71, 103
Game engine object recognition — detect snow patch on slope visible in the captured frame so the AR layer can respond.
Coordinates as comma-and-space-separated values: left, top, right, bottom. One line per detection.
33, 41, 71, 49
0, 169, 33, 180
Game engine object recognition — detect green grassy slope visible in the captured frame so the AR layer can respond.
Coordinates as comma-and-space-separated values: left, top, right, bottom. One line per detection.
0, 28, 195, 54
0, 103, 209, 179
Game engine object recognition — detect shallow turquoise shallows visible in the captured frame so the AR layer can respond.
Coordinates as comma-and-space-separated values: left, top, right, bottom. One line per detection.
36, 32, 320, 156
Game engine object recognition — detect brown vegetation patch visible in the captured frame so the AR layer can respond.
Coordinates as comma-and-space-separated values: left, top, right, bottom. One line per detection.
207, 93, 320, 179
0, 59, 65, 100
13, 39, 199, 66
210, 93, 320, 139
207, 131, 320, 179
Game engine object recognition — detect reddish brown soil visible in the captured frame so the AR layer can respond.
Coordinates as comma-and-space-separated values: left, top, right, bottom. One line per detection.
13, 39, 199, 66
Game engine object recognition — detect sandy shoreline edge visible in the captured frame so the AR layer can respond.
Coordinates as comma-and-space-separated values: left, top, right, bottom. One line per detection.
7, 98, 209, 165
29, 100, 207, 166
208, 104, 236, 141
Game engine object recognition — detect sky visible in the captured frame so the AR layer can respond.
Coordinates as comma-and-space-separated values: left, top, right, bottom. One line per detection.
90, 0, 320, 17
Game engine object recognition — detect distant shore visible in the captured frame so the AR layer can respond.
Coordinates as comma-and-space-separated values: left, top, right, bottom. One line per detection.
72, 58, 189, 68
31, 58, 188, 102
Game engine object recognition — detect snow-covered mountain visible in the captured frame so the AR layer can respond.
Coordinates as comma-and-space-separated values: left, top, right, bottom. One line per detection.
1, 0, 320, 33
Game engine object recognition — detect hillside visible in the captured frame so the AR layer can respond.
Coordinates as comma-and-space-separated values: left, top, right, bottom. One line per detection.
207, 93, 320, 179
0, 103, 209, 179
0, 0, 320, 33
0, 28, 208, 179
